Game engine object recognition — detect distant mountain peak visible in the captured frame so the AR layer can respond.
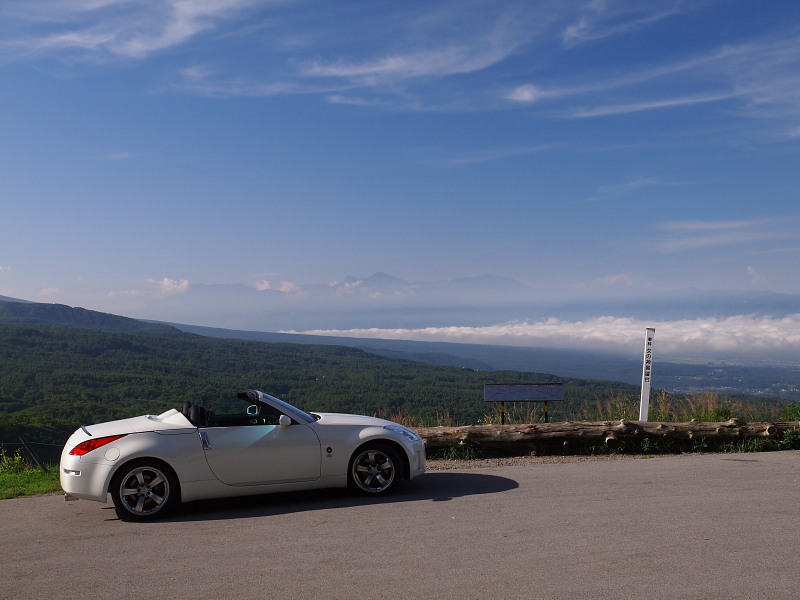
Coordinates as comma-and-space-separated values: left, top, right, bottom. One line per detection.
366, 271, 405, 281
363, 272, 409, 286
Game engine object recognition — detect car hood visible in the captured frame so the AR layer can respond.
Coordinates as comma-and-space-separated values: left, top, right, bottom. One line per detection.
80, 409, 194, 438
312, 412, 394, 427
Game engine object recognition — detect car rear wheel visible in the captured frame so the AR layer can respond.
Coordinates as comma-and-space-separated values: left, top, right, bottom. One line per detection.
110, 459, 178, 521
348, 444, 402, 495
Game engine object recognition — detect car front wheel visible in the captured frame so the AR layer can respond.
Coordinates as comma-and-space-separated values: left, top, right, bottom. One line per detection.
348, 444, 402, 495
110, 459, 178, 521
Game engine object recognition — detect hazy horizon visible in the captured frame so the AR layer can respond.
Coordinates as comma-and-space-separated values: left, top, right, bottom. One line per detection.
4, 274, 799, 366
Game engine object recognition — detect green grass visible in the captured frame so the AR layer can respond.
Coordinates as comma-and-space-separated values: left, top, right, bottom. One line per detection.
427, 444, 486, 460
0, 448, 62, 499
0, 467, 61, 499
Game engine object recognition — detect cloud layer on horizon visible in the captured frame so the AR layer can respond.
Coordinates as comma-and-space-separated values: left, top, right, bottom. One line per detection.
287, 314, 800, 362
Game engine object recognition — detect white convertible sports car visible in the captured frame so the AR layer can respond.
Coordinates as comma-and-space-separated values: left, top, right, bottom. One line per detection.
60, 390, 426, 520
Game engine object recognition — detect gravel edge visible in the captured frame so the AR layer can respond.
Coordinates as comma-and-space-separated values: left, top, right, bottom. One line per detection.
425, 453, 657, 471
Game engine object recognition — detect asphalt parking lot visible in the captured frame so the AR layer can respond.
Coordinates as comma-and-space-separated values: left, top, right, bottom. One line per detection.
2, 451, 799, 600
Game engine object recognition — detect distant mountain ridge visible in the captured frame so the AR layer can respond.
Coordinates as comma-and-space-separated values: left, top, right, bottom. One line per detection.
0, 295, 31, 304
303, 272, 533, 299
0, 300, 181, 335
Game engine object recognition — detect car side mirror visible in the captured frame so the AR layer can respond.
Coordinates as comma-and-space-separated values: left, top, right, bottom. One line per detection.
278, 414, 292, 427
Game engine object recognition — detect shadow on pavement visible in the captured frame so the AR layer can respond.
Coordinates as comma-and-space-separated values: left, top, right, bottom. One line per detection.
130, 471, 518, 523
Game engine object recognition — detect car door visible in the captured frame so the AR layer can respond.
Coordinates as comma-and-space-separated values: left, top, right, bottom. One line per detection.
200, 421, 321, 486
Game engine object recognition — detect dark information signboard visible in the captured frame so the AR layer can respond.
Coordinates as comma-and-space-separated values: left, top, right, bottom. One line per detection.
483, 383, 564, 423
483, 383, 564, 403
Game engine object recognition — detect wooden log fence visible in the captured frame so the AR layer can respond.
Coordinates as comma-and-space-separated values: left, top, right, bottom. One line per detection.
415, 419, 800, 452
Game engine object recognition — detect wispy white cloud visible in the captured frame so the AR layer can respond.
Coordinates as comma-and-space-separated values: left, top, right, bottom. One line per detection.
254, 279, 305, 294
326, 94, 385, 107
508, 33, 800, 134
108, 277, 189, 298
288, 313, 800, 359
107, 288, 143, 298
300, 43, 513, 85
747, 266, 765, 285
505, 83, 544, 104
585, 175, 660, 202
427, 143, 561, 166
334, 279, 364, 295
510, 43, 749, 104
564, 91, 744, 118
155, 277, 189, 296
562, 0, 690, 48
1, 0, 264, 60
4, 0, 799, 138
652, 218, 797, 253
659, 219, 762, 233
171, 1, 560, 105
3, 0, 551, 105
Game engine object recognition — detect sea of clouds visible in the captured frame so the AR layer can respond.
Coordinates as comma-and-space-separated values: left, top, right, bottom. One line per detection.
289, 314, 800, 363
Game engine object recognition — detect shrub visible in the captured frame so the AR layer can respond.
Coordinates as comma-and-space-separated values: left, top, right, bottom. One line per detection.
779, 403, 800, 421
428, 444, 485, 460
778, 427, 800, 450
0, 448, 27, 474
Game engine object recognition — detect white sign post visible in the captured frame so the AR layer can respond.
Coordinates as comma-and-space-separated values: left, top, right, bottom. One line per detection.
639, 328, 656, 421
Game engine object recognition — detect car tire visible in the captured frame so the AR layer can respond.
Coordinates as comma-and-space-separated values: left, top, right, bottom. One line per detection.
110, 459, 179, 521
348, 443, 403, 495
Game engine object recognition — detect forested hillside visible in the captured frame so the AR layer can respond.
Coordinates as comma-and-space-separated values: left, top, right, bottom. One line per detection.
1, 321, 633, 446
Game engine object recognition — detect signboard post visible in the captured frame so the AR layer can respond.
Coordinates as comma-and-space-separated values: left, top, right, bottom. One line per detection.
639, 328, 656, 421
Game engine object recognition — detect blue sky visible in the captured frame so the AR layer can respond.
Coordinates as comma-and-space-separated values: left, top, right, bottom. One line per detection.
2, 0, 800, 359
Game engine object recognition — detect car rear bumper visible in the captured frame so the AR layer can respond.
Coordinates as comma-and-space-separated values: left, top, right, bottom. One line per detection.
59, 453, 114, 503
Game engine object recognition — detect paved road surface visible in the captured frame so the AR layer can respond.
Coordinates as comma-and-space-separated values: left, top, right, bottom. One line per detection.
2, 451, 799, 599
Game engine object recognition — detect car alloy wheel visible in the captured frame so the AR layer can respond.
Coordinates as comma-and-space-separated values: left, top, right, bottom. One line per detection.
111, 460, 177, 521
349, 445, 400, 495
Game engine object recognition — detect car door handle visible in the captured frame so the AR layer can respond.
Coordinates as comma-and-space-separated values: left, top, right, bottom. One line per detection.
199, 431, 212, 450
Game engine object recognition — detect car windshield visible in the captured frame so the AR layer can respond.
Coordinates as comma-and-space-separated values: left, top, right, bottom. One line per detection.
258, 392, 315, 424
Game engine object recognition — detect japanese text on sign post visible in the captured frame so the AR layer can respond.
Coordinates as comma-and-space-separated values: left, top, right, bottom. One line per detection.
639, 328, 656, 421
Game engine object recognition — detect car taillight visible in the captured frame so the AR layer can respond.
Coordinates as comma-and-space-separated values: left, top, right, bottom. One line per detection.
69, 434, 128, 456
